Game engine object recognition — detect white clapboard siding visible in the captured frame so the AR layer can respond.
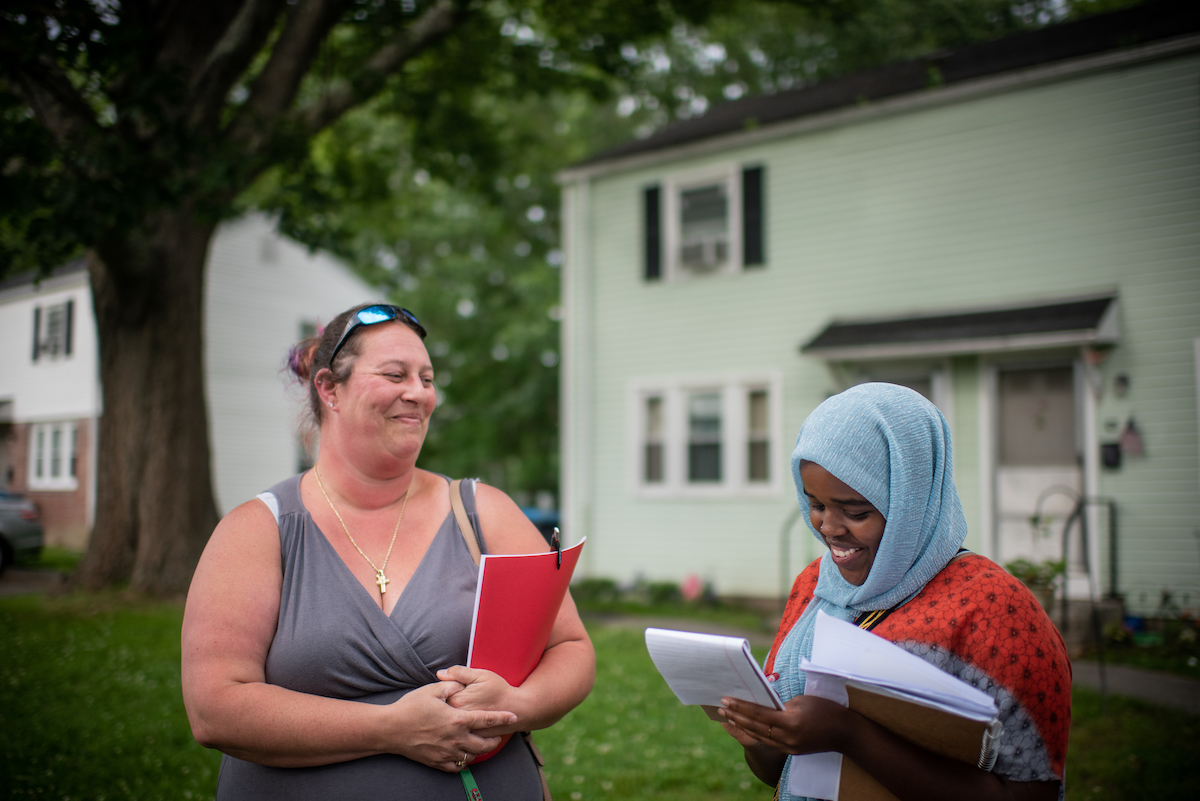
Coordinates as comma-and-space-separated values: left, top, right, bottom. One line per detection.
205, 214, 376, 514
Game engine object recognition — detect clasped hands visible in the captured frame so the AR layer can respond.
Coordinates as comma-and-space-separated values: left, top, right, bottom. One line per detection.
390, 665, 519, 773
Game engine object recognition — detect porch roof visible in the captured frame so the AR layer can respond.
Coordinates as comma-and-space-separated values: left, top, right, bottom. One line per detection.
801, 293, 1119, 361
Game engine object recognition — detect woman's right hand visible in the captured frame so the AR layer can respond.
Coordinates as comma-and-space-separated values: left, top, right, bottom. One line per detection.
386, 680, 518, 772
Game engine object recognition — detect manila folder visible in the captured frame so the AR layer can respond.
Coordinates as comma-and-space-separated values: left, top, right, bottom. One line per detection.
838, 683, 993, 801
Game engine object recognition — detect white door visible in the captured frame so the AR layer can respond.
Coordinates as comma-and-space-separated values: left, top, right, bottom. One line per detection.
994, 366, 1084, 575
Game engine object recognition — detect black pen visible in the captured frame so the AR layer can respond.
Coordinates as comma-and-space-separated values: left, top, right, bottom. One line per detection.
552, 526, 561, 569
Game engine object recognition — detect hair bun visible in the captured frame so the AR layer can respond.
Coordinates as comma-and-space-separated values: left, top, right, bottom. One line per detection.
288, 339, 320, 382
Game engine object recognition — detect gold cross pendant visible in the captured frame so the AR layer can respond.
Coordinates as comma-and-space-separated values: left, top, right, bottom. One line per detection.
375, 570, 390, 594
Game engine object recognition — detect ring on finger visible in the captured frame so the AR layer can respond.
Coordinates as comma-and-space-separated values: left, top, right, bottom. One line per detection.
768, 725, 773, 740
456, 756, 468, 768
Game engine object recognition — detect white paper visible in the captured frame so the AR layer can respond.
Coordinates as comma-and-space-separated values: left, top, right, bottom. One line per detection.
805, 611, 996, 719
788, 611, 999, 799
788, 751, 842, 801
644, 628, 784, 710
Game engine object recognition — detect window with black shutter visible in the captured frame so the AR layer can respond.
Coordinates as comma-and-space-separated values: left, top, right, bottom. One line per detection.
32, 299, 75, 360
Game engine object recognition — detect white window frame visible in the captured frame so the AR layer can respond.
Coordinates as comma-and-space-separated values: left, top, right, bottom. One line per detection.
34, 300, 73, 361
28, 421, 78, 491
663, 163, 743, 281
628, 372, 783, 498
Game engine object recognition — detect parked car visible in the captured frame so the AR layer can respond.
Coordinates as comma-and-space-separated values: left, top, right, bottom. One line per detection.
0, 492, 44, 575
521, 506, 560, 547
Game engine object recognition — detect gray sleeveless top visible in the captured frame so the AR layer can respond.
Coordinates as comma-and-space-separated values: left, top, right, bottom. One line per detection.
215, 474, 542, 800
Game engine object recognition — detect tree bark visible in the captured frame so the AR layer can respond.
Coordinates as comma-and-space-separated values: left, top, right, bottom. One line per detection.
74, 209, 220, 596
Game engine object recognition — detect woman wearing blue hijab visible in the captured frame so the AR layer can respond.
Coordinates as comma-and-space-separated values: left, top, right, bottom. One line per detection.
719, 383, 1070, 801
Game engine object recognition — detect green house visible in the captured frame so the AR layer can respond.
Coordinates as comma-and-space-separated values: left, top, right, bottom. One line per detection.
557, 1, 1200, 615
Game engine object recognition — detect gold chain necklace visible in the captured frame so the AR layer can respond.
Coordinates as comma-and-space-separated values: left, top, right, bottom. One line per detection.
314, 466, 411, 595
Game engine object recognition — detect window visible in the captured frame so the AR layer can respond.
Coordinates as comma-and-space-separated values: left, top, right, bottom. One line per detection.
643, 396, 665, 483
748, 389, 769, 482
687, 392, 722, 482
28, 421, 78, 490
643, 164, 765, 281
679, 186, 729, 273
632, 374, 781, 496
32, 300, 74, 361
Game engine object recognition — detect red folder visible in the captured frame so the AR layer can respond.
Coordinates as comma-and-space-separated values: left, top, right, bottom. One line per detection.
464, 538, 585, 764
467, 538, 585, 685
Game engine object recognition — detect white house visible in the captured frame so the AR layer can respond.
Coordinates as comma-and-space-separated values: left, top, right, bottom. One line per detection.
0, 214, 374, 549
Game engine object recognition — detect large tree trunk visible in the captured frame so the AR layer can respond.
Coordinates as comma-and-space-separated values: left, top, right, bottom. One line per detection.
74, 209, 221, 596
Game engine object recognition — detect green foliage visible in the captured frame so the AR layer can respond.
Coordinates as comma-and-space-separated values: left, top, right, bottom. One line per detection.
571, 578, 770, 631
1096, 616, 1200, 678
32, 546, 85, 574
571, 577, 623, 605
1004, 558, 1066, 588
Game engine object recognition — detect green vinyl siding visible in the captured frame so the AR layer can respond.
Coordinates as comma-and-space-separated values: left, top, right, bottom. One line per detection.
566, 51, 1200, 609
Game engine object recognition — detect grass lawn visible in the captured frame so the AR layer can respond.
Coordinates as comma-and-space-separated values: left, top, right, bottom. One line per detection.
1, 592, 1198, 800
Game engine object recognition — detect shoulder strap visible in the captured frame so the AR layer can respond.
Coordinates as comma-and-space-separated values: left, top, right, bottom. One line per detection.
450, 478, 482, 566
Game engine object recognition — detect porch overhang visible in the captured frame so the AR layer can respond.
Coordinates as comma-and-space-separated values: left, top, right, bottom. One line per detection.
801, 292, 1119, 361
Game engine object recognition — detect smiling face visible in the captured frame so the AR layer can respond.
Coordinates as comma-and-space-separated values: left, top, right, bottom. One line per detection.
800, 461, 886, 586
330, 322, 436, 467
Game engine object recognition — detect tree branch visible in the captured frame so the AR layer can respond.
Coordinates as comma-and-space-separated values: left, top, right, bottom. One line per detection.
3, 53, 102, 154
187, 0, 288, 131
225, 0, 349, 151
296, 0, 469, 136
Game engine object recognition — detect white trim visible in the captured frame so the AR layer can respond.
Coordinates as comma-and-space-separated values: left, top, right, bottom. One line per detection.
627, 371, 784, 499
85, 416, 97, 529
26, 420, 79, 491
662, 163, 744, 280
1078, 353, 1103, 601
558, 35, 1200, 184
560, 179, 594, 556
977, 362, 997, 561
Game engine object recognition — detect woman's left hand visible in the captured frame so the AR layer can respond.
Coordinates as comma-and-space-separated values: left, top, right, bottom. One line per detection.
438, 666, 521, 735
718, 694, 853, 756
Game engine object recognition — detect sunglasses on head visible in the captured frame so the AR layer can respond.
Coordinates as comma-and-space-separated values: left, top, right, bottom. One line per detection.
328, 304, 427, 368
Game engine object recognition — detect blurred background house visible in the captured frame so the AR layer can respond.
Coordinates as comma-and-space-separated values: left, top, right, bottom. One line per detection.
558, 1, 1200, 615
0, 214, 372, 549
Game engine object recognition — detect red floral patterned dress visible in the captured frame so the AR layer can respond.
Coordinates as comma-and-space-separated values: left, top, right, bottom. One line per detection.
765, 554, 1071, 786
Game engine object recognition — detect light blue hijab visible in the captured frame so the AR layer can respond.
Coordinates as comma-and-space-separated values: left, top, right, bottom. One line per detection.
773, 383, 967, 702
773, 383, 967, 800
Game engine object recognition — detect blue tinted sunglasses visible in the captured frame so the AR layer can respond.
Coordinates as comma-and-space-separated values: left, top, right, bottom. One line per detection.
328, 305, 427, 368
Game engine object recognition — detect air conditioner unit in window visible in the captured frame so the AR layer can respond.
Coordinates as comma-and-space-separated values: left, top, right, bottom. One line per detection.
680, 235, 728, 273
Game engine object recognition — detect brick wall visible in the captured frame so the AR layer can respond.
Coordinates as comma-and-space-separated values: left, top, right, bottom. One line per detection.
10, 419, 92, 550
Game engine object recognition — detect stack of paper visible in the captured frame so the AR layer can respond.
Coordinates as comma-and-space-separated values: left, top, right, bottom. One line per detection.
644, 628, 784, 719
789, 611, 1000, 801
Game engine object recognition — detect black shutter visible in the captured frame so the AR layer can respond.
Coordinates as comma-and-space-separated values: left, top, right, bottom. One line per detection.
644, 185, 661, 280
742, 166, 764, 267
32, 306, 41, 362
64, 299, 74, 356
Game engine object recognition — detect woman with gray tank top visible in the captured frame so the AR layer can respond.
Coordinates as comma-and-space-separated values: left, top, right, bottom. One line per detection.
181, 303, 595, 800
